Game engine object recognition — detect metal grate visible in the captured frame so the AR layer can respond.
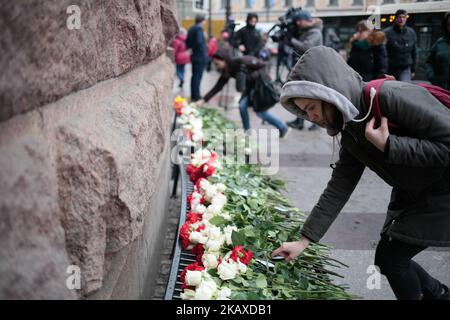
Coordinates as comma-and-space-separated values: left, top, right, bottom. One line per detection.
164, 157, 195, 300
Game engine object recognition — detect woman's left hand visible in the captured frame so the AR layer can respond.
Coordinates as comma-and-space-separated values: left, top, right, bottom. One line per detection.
365, 117, 390, 152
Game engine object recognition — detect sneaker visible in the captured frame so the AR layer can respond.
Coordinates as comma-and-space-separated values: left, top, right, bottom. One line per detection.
287, 119, 304, 130
280, 126, 291, 139
439, 284, 450, 300
308, 124, 320, 131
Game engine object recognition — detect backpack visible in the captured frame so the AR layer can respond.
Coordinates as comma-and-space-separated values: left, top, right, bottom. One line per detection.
363, 78, 450, 129
250, 75, 280, 112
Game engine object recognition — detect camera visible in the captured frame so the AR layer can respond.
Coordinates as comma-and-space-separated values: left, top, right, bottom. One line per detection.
268, 7, 303, 43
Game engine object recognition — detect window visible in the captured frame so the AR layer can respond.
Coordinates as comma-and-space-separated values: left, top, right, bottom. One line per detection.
245, 0, 254, 8
329, 0, 339, 6
306, 0, 315, 7
382, 0, 395, 4
352, 0, 363, 5
264, 0, 275, 8
284, 0, 293, 7
195, 0, 204, 10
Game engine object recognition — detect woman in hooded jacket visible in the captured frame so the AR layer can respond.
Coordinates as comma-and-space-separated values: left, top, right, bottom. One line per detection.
272, 46, 450, 300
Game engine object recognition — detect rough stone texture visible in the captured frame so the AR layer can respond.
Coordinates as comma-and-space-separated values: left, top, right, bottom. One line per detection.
0, 0, 179, 298
0, 0, 178, 121
0, 53, 175, 298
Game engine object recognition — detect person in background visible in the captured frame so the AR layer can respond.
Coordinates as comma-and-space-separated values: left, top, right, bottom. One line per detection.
232, 12, 264, 57
286, 9, 323, 131
426, 12, 450, 90
206, 36, 218, 72
186, 14, 208, 102
383, 9, 417, 82
325, 28, 341, 52
196, 49, 290, 138
172, 28, 190, 89
347, 20, 388, 81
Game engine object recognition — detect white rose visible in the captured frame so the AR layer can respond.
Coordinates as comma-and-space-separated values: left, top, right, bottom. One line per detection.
192, 191, 202, 200
207, 226, 223, 240
202, 212, 214, 221
194, 204, 206, 214
218, 261, 238, 280
194, 279, 217, 300
185, 270, 203, 287
211, 193, 227, 207
205, 238, 223, 252
206, 204, 222, 215
199, 178, 210, 191
190, 158, 200, 167
202, 254, 219, 269
237, 261, 247, 274
201, 149, 211, 159
216, 183, 227, 193
217, 287, 232, 300
180, 289, 196, 300
189, 231, 208, 244
224, 226, 238, 245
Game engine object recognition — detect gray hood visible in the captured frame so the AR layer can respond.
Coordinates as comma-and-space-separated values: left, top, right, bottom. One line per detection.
280, 46, 365, 135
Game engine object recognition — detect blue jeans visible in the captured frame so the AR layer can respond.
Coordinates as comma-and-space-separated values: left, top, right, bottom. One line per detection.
239, 95, 287, 132
390, 67, 412, 82
176, 64, 185, 83
191, 62, 206, 101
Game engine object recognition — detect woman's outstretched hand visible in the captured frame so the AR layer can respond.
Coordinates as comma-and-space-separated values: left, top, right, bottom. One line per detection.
272, 237, 311, 262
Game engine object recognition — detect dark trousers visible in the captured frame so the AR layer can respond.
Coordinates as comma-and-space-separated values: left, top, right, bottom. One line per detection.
191, 61, 205, 102
375, 236, 444, 300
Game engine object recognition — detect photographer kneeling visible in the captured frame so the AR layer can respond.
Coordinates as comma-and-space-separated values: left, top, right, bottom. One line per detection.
196, 49, 290, 138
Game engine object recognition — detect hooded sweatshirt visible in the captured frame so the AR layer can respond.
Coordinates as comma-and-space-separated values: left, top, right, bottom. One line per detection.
290, 18, 324, 56
280, 46, 450, 247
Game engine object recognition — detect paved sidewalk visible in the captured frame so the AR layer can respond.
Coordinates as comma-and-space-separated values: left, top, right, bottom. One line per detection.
162, 63, 450, 300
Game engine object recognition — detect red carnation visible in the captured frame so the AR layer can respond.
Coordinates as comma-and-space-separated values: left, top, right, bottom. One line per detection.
230, 246, 254, 265
187, 212, 202, 223
192, 244, 205, 263
180, 222, 191, 249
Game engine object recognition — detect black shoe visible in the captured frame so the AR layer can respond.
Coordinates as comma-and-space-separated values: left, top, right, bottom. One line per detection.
280, 126, 291, 139
439, 284, 450, 300
179, 80, 184, 88
308, 124, 320, 131
287, 119, 304, 130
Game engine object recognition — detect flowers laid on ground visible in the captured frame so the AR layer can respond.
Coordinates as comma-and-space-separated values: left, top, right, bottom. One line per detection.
173, 97, 355, 300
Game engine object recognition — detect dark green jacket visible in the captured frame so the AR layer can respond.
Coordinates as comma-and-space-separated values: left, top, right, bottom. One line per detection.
426, 36, 450, 90
280, 46, 450, 247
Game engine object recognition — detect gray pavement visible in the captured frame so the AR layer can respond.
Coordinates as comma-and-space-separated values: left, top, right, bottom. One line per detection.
168, 62, 450, 300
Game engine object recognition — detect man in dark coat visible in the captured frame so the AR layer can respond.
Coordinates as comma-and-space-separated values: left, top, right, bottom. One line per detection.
232, 12, 263, 57
286, 9, 323, 131
383, 9, 417, 81
426, 12, 450, 90
274, 46, 450, 300
186, 14, 208, 101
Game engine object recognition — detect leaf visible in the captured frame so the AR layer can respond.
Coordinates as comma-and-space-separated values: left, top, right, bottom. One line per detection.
244, 227, 256, 238
231, 230, 246, 246
255, 274, 267, 288
208, 216, 229, 226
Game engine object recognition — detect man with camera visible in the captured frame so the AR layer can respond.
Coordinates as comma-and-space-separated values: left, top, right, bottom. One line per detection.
286, 9, 324, 131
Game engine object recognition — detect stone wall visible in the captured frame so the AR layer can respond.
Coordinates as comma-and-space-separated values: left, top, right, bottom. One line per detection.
0, 1, 178, 299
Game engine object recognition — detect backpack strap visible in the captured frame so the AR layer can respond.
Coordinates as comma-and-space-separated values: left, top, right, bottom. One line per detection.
363, 78, 401, 129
